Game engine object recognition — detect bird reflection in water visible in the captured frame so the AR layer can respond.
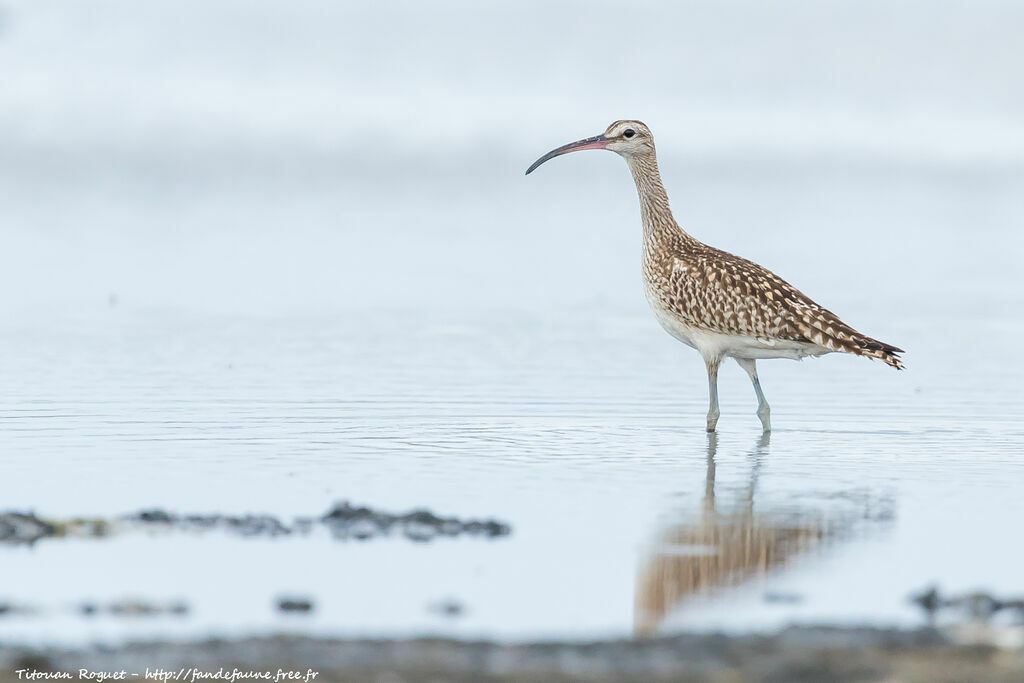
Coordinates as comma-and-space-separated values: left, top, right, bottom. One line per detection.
634, 433, 888, 635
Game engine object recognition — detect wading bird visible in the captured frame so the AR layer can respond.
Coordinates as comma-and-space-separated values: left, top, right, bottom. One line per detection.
526, 120, 903, 432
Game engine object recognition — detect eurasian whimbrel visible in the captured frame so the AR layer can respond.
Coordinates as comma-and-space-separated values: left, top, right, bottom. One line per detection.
526, 120, 903, 432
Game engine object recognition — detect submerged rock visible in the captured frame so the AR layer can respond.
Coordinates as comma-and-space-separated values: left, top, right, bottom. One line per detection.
0, 512, 56, 544
321, 501, 511, 541
2, 503, 511, 545
912, 586, 1024, 621
91, 600, 189, 618
126, 512, 294, 537
0, 512, 115, 544
276, 597, 314, 613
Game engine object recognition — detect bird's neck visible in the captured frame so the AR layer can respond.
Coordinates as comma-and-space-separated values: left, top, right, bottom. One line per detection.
625, 152, 697, 252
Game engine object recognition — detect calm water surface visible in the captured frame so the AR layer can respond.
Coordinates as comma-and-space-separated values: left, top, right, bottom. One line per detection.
1, 301, 1022, 644
1, 0, 1023, 646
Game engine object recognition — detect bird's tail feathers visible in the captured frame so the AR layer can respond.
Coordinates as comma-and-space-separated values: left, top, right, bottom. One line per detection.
797, 316, 905, 370
849, 336, 905, 370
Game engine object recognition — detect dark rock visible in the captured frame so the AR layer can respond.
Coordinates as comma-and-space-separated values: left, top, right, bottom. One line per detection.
132, 509, 177, 524
4, 503, 510, 546
321, 501, 511, 542
104, 600, 190, 617
912, 586, 941, 614
276, 598, 313, 613
0, 512, 57, 544
910, 586, 1024, 622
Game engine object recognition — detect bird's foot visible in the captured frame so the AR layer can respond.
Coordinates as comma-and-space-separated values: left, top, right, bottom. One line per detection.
706, 409, 720, 433
757, 405, 771, 433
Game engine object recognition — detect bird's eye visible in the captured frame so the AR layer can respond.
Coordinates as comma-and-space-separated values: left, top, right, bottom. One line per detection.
623, 129, 636, 138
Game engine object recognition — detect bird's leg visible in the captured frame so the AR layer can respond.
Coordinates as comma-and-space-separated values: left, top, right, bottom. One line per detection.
705, 357, 722, 432
735, 358, 771, 432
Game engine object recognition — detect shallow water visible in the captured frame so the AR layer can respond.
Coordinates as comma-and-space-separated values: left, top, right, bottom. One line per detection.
1, 0, 1023, 646
2, 300, 1022, 643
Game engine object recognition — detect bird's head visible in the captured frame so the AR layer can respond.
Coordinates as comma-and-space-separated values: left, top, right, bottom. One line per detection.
525, 120, 654, 175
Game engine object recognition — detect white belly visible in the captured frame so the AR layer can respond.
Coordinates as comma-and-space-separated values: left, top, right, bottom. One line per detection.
646, 294, 828, 362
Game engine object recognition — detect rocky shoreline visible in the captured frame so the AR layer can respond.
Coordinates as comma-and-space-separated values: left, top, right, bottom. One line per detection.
0, 503, 511, 546
2, 626, 1023, 683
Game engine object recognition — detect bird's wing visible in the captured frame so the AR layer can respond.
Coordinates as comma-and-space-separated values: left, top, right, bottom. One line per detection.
664, 247, 904, 368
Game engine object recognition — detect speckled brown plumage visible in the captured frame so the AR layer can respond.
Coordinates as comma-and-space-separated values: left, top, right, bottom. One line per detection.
622, 122, 904, 370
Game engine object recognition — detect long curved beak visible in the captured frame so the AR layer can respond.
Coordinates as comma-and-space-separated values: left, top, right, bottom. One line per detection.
525, 134, 609, 175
